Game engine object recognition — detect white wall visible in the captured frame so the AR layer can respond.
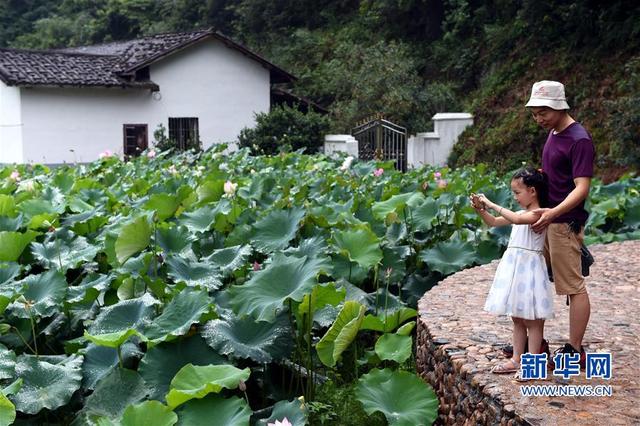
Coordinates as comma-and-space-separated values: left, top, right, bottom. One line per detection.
18, 38, 271, 164
324, 134, 358, 158
407, 113, 473, 168
0, 81, 24, 163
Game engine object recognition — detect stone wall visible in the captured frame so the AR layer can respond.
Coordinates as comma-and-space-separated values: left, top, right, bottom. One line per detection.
417, 321, 528, 425
415, 240, 640, 426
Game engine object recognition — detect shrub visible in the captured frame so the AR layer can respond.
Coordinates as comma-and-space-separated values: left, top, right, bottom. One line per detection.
604, 56, 640, 168
238, 105, 330, 155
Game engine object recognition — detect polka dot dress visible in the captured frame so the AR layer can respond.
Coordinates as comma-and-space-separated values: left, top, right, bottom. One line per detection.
484, 213, 555, 320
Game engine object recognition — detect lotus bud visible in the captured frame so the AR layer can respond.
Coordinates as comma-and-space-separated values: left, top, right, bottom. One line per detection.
224, 180, 238, 196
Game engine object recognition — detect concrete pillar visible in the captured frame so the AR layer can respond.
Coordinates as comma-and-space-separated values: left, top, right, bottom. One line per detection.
324, 134, 358, 158
432, 113, 473, 165
407, 113, 473, 168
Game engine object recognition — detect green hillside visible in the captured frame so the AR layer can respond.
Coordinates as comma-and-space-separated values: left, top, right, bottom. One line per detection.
2, 0, 638, 177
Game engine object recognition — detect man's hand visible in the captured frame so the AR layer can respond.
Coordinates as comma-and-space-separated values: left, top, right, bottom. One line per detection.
531, 208, 556, 233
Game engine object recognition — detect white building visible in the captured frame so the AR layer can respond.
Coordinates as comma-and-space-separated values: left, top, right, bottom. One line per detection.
0, 29, 298, 164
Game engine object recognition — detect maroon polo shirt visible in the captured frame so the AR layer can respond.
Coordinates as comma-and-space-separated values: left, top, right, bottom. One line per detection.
541, 122, 595, 225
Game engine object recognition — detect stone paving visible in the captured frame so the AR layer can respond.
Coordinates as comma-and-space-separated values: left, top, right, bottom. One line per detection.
416, 240, 640, 425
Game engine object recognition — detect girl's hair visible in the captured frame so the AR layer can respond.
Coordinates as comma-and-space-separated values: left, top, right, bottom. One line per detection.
512, 167, 549, 207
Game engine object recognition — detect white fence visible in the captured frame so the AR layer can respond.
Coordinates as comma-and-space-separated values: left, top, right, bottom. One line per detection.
324, 113, 472, 168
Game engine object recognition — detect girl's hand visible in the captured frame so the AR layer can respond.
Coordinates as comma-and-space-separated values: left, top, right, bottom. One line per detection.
476, 194, 493, 209
469, 194, 485, 210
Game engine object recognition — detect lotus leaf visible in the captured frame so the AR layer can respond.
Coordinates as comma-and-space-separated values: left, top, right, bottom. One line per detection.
31, 234, 99, 271
205, 245, 252, 277
0, 263, 20, 287
332, 227, 383, 269
144, 289, 211, 345
419, 239, 477, 275
177, 206, 217, 234
360, 307, 417, 333
115, 216, 151, 264
202, 311, 292, 363
0, 393, 15, 426
411, 197, 438, 231
355, 368, 438, 426
0, 195, 16, 218
0, 230, 39, 262
82, 342, 141, 390
228, 253, 329, 322
371, 192, 424, 220
176, 395, 251, 426
86, 294, 157, 345
144, 193, 180, 221
8, 270, 67, 319
120, 400, 177, 426
0, 344, 15, 380
83, 368, 149, 419
12, 355, 83, 415
165, 363, 250, 408
156, 224, 197, 254
316, 301, 365, 367
138, 335, 225, 401
256, 398, 308, 426
165, 255, 223, 290
374, 333, 412, 363
251, 208, 305, 252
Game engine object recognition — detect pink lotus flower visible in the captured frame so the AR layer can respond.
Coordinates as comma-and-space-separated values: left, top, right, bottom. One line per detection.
147, 149, 157, 158
268, 418, 292, 426
9, 170, 20, 181
437, 179, 448, 189
433, 171, 441, 180
224, 180, 238, 196
373, 168, 384, 177
253, 261, 261, 271
98, 150, 113, 159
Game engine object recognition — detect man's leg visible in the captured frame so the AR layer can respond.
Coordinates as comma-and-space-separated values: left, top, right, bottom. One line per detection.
569, 292, 590, 350
547, 223, 589, 350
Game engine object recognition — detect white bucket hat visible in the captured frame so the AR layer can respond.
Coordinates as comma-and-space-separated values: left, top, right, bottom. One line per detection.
525, 80, 570, 110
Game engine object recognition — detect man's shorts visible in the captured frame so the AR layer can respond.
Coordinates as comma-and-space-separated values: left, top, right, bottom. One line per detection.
544, 223, 587, 295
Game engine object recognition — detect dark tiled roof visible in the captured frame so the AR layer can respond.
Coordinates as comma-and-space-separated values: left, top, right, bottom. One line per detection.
0, 29, 295, 88
0, 49, 156, 88
113, 30, 212, 73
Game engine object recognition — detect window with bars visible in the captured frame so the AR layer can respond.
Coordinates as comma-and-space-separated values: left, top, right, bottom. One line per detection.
123, 124, 148, 158
168, 117, 200, 151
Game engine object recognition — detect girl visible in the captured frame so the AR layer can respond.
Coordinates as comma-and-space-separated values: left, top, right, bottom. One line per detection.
470, 167, 554, 378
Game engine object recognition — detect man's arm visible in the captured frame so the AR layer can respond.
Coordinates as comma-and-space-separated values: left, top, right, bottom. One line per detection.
531, 177, 591, 232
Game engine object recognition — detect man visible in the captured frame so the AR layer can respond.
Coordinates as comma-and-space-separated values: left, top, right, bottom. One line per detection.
526, 80, 595, 365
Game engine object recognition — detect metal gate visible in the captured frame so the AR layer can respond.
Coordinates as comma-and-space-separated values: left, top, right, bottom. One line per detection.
352, 115, 407, 171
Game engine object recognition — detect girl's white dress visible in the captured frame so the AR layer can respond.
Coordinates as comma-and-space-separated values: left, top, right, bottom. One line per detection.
484, 213, 555, 320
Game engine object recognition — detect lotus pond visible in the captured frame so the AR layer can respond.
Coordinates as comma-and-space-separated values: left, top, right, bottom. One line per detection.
0, 147, 638, 425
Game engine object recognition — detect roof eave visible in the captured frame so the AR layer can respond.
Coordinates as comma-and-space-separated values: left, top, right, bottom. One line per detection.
16, 82, 160, 91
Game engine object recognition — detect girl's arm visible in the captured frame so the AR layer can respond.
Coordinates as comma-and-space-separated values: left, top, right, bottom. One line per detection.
477, 207, 511, 227
477, 195, 540, 225
469, 196, 511, 227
